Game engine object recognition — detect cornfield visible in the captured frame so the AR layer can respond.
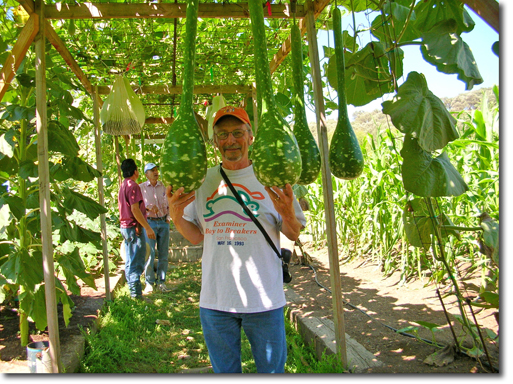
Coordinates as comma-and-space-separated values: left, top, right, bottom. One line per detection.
303, 93, 499, 286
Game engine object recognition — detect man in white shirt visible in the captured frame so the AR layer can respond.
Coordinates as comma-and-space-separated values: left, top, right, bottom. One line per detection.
166, 106, 306, 373
140, 163, 170, 293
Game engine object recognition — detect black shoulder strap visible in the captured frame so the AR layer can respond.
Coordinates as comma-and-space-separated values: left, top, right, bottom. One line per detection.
219, 165, 282, 259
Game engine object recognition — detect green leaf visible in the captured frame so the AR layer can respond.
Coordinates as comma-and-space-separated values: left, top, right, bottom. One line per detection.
414, 320, 441, 331
56, 247, 97, 295
0, 155, 18, 177
31, 286, 48, 331
400, 135, 468, 197
60, 157, 102, 182
479, 292, 499, 308
328, 45, 399, 107
421, 19, 483, 90
48, 121, 80, 157
339, 0, 380, 12
275, 92, 292, 118
0, 133, 14, 157
19, 160, 38, 179
371, 1, 421, 43
0, 195, 24, 220
382, 71, 459, 152
480, 219, 499, 266
414, 0, 475, 34
62, 188, 108, 220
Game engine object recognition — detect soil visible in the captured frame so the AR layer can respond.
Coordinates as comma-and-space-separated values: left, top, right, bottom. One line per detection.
0, 245, 500, 374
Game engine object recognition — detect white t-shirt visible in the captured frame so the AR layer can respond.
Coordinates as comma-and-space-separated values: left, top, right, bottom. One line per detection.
183, 164, 306, 313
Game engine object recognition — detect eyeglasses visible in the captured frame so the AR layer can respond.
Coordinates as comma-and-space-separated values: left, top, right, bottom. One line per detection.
214, 130, 249, 140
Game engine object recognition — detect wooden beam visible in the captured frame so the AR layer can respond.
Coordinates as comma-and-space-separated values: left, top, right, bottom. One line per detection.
459, 0, 499, 33
0, 13, 39, 101
145, 117, 175, 125
96, 84, 253, 95
44, 21, 94, 95
44, 2, 305, 20
305, 0, 348, 368
16, 0, 35, 13
270, 0, 332, 74
34, 0, 61, 373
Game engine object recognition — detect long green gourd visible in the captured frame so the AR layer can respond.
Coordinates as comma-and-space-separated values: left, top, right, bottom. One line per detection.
248, 0, 302, 188
291, 23, 321, 185
329, 6, 364, 180
160, 0, 207, 193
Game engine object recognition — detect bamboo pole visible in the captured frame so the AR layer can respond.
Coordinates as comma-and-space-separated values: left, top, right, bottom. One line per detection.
93, 86, 111, 301
305, 0, 348, 367
34, 0, 61, 373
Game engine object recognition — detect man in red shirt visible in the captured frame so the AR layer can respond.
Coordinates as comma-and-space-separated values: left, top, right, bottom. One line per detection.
118, 159, 155, 298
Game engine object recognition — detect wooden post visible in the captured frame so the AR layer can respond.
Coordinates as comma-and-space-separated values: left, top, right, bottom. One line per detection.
93, 86, 111, 301
34, 0, 61, 373
305, 0, 348, 367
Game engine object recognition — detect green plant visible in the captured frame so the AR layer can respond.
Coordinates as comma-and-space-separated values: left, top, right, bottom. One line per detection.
0, 56, 106, 346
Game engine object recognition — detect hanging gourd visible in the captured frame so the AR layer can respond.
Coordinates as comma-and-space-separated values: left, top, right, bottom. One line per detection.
100, 75, 145, 135
290, 21, 321, 185
328, 6, 364, 180
160, 0, 207, 193
206, 94, 226, 140
248, 0, 302, 188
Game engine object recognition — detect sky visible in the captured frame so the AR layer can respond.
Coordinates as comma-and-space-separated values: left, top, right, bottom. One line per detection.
306, 4, 500, 122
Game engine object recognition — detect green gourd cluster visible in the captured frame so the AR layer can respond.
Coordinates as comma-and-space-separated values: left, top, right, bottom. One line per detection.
329, 6, 364, 180
160, 0, 207, 193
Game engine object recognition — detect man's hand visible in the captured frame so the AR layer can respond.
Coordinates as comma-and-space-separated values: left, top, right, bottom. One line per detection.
146, 227, 156, 240
165, 186, 203, 245
265, 184, 296, 218
166, 186, 196, 222
265, 184, 303, 241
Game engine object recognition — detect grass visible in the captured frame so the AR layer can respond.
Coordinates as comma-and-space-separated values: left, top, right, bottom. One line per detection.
79, 261, 346, 373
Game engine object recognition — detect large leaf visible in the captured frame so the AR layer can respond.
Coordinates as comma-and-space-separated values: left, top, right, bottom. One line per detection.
421, 19, 483, 90
328, 44, 400, 107
0, 248, 44, 291
0, 195, 24, 220
0, 133, 14, 158
414, 0, 475, 34
62, 188, 108, 220
339, 0, 380, 12
371, 1, 421, 43
56, 247, 97, 295
400, 135, 468, 197
480, 216, 499, 266
403, 198, 461, 249
57, 157, 102, 182
47, 121, 80, 157
0, 155, 19, 177
382, 71, 459, 151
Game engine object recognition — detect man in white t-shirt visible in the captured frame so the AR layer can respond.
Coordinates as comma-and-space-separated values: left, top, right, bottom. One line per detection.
166, 106, 306, 373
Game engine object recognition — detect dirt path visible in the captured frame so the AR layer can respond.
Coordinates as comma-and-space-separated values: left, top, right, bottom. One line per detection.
288, 244, 499, 374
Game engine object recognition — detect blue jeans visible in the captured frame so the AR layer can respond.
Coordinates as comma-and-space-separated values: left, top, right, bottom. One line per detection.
144, 219, 170, 285
120, 226, 146, 297
199, 307, 287, 373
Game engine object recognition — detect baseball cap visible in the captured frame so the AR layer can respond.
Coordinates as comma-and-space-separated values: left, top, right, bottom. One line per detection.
212, 106, 252, 128
144, 163, 158, 173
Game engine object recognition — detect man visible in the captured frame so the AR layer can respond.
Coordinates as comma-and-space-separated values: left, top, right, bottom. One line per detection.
118, 158, 156, 299
140, 162, 171, 293
167, 106, 306, 373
